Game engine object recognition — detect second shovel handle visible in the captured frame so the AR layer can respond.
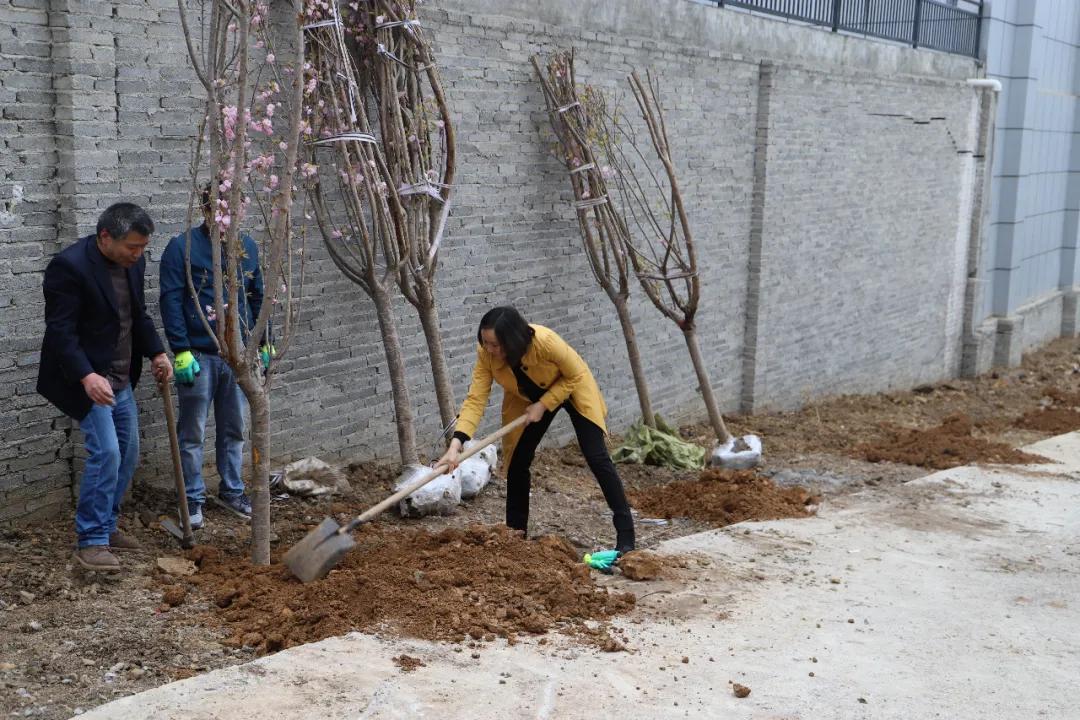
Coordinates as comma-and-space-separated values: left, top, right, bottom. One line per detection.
158, 376, 195, 545
344, 415, 528, 533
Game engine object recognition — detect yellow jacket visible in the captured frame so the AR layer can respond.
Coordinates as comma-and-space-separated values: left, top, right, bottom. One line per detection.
455, 324, 608, 464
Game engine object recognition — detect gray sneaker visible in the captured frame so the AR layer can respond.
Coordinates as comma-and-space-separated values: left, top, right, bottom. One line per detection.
186, 503, 204, 530
219, 493, 252, 517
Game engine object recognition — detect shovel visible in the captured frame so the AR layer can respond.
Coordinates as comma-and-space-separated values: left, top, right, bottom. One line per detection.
284, 415, 527, 583
158, 375, 196, 550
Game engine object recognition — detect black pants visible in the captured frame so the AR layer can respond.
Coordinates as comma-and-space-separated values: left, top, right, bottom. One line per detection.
505, 402, 634, 538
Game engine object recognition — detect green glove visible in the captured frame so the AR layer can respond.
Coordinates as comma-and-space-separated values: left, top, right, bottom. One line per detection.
259, 344, 276, 369
583, 549, 621, 573
173, 350, 200, 386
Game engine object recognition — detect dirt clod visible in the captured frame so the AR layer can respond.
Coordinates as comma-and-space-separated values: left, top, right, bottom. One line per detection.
629, 469, 816, 526
156, 557, 197, 577
161, 585, 187, 607
393, 656, 425, 673
619, 551, 663, 581
733, 683, 751, 698
190, 524, 635, 654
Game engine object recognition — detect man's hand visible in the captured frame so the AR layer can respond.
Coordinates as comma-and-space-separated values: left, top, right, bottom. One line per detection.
172, 351, 199, 385
80, 373, 114, 406
524, 401, 546, 425
434, 439, 463, 473
151, 353, 173, 383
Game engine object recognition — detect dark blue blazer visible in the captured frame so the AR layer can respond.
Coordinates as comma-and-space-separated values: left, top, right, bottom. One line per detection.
36, 234, 165, 420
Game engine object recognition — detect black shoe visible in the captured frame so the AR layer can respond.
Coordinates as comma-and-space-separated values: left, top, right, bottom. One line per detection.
615, 528, 635, 555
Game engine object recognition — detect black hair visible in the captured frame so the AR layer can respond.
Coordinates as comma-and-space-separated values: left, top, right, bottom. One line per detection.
478, 306, 534, 366
96, 202, 155, 240
200, 177, 230, 214
200, 180, 214, 214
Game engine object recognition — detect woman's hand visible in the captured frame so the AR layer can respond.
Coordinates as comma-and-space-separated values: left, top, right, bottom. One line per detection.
524, 401, 546, 425
435, 439, 463, 473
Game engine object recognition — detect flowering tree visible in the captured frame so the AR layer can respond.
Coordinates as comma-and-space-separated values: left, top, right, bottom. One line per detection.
178, 0, 308, 563
532, 49, 656, 428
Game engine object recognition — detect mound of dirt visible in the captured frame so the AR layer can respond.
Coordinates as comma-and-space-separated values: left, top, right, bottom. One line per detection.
187, 524, 635, 655
1014, 407, 1080, 434
1042, 386, 1080, 408
628, 469, 816, 526
856, 414, 1048, 469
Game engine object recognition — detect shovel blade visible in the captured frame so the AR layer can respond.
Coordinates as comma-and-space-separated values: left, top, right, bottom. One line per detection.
283, 517, 357, 583
158, 516, 184, 540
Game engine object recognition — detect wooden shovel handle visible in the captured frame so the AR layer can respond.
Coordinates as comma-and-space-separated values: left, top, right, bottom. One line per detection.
344, 415, 528, 533
158, 376, 195, 546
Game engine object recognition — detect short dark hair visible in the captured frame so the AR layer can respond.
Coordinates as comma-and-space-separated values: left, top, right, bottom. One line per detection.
96, 202, 155, 240
478, 306, 534, 366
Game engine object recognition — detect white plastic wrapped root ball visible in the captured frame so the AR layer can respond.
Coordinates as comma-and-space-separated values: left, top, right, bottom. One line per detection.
710, 434, 763, 470
467, 440, 498, 469
395, 463, 461, 517
457, 440, 497, 499
456, 456, 491, 499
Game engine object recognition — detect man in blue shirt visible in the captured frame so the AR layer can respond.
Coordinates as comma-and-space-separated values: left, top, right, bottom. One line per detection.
38, 203, 172, 571
158, 181, 266, 528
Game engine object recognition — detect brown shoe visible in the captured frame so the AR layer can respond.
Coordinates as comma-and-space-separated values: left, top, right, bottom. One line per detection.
108, 531, 142, 552
73, 546, 121, 572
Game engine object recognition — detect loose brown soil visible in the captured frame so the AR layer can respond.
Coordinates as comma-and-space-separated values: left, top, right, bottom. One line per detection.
855, 414, 1049, 469
188, 524, 635, 654
2, 338, 1077, 719
1042, 386, 1080, 407
629, 469, 817, 525
722, 339, 1080, 465
1013, 407, 1080, 434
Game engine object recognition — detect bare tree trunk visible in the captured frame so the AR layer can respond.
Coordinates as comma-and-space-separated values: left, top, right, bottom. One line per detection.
682, 327, 730, 443
416, 293, 456, 429
613, 297, 655, 425
240, 380, 272, 565
372, 284, 419, 466
532, 50, 656, 428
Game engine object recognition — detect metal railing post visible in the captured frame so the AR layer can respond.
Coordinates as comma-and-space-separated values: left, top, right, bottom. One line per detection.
831, 0, 843, 32
912, 0, 923, 49
974, 0, 985, 59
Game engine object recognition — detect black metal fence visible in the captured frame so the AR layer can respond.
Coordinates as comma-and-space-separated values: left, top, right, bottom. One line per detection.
711, 0, 983, 59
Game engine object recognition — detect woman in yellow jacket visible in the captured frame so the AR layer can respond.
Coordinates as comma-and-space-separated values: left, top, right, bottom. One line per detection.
437, 306, 635, 553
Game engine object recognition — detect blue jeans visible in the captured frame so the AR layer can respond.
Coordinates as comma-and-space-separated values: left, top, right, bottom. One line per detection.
176, 352, 247, 506
76, 387, 139, 548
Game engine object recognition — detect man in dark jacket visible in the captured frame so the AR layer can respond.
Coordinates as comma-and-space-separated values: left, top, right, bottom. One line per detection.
158, 181, 266, 528
37, 203, 172, 571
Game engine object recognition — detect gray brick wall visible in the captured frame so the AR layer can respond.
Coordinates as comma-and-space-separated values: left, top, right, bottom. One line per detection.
1, 0, 994, 522
1, 0, 70, 521
749, 69, 978, 408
